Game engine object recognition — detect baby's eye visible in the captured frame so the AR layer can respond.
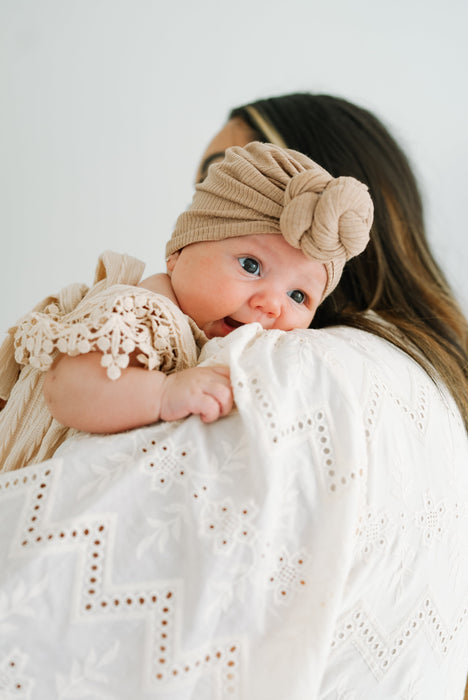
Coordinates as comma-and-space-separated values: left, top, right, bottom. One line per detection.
238, 257, 261, 275
288, 289, 306, 304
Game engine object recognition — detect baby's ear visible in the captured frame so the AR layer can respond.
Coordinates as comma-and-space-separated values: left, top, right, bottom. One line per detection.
166, 252, 180, 274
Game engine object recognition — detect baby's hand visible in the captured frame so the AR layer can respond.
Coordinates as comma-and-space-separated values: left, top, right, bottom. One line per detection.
159, 366, 233, 423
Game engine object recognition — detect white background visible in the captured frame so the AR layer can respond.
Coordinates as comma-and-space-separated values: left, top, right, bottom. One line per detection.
1, 0, 467, 335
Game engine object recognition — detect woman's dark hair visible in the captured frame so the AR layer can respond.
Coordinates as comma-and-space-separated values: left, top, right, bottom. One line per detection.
230, 94, 468, 429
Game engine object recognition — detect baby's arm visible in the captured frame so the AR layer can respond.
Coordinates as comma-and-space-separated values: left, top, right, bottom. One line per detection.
43, 272, 232, 432
43, 353, 233, 433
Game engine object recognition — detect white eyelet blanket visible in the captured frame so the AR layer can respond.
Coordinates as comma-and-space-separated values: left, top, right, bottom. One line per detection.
1, 324, 467, 700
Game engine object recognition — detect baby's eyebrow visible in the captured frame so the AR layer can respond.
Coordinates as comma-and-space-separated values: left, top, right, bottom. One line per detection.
198, 151, 226, 181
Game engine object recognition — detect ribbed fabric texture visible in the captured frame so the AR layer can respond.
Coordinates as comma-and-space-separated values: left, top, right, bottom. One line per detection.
166, 142, 374, 299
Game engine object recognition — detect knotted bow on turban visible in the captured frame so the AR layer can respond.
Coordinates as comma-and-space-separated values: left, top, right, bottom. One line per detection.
166, 142, 373, 299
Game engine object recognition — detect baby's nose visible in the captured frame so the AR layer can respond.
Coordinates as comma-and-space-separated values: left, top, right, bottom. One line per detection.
249, 290, 282, 318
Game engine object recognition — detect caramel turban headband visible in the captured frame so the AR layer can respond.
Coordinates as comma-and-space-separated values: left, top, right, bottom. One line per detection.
166, 142, 373, 299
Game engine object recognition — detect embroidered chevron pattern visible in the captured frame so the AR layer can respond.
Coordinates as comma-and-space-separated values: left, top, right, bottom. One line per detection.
2, 461, 242, 696
363, 371, 429, 442
330, 592, 468, 681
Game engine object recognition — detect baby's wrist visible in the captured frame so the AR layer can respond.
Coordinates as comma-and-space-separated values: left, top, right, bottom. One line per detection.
155, 371, 172, 421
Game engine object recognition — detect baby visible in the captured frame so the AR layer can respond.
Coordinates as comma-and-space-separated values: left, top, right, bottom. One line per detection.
0, 142, 373, 471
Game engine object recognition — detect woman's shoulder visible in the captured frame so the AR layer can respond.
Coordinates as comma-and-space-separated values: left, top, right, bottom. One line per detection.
202, 321, 463, 433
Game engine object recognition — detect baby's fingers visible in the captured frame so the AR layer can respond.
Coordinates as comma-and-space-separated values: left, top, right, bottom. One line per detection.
192, 378, 232, 423
199, 395, 224, 423
206, 380, 233, 418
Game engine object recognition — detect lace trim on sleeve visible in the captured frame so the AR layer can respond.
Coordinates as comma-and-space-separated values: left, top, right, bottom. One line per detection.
14, 286, 200, 380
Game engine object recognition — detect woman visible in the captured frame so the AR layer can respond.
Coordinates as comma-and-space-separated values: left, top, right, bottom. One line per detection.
0, 94, 466, 699
198, 94, 468, 433
198, 93, 468, 699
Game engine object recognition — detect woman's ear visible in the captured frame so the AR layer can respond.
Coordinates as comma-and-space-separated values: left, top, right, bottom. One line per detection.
166, 252, 180, 275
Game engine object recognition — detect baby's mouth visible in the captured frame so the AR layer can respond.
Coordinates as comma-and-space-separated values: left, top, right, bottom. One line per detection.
223, 316, 244, 329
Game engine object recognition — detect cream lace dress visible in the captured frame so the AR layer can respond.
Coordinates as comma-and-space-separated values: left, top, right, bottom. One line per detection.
0, 251, 206, 472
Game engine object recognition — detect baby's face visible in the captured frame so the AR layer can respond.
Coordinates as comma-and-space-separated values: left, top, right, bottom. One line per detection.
166, 234, 327, 339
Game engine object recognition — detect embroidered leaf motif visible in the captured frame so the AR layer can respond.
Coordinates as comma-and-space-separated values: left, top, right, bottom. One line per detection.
77, 455, 133, 501
204, 564, 252, 620
137, 507, 185, 558
0, 575, 49, 635
96, 641, 120, 669
55, 642, 120, 699
336, 676, 358, 700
